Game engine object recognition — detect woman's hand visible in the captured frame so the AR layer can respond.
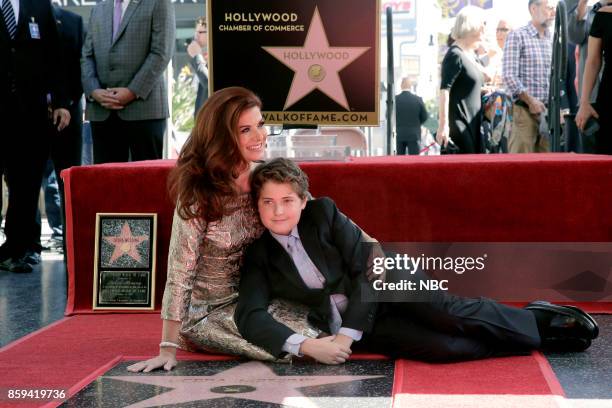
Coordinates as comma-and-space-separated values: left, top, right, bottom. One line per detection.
127, 349, 178, 372
436, 125, 450, 147
575, 103, 599, 131
300, 336, 351, 365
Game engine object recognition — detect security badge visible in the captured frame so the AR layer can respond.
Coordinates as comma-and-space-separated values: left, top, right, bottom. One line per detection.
29, 17, 40, 39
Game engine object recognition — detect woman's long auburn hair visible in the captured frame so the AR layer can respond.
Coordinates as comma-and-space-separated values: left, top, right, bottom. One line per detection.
168, 87, 262, 223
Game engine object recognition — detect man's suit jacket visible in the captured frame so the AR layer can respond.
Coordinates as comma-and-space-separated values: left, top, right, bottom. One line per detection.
0, 0, 66, 112
236, 197, 378, 358
395, 90, 428, 141
53, 6, 83, 107
190, 54, 208, 117
81, 0, 175, 121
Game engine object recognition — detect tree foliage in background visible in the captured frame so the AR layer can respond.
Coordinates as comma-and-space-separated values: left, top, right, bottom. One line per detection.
424, 98, 439, 134
172, 65, 196, 132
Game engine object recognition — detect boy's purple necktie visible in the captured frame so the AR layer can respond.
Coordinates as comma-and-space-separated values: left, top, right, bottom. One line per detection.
287, 235, 344, 334
113, 0, 123, 40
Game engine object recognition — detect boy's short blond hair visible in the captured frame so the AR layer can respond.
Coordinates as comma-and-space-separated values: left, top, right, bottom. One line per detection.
250, 158, 309, 202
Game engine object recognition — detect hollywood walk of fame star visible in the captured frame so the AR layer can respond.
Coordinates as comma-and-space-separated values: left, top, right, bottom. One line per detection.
262, 7, 370, 111
103, 222, 149, 265
110, 361, 383, 408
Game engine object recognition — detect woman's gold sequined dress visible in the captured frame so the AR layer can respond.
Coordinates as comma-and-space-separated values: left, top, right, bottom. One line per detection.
161, 194, 319, 361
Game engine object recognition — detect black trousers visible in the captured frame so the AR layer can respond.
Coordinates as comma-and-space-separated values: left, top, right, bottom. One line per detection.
396, 127, 421, 156
51, 101, 83, 183
38, 101, 83, 249
1, 98, 50, 255
359, 267, 541, 362
90, 113, 165, 164
396, 139, 420, 156
594, 101, 612, 155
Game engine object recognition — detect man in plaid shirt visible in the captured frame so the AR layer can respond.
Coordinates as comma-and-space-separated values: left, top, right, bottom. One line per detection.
502, 0, 556, 153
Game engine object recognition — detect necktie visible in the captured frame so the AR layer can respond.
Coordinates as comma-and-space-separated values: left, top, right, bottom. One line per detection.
286, 235, 324, 289
2, 0, 17, 40
113, 0, 123, 40
286, 235, 344, 334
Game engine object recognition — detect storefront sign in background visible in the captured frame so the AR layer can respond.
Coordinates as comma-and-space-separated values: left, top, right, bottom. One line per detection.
381, 0, 416, 43
440, 0, 493, 18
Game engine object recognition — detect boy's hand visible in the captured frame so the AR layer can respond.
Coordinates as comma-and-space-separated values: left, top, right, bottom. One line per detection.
332, 333, 354, 350
300, 337, 351, 365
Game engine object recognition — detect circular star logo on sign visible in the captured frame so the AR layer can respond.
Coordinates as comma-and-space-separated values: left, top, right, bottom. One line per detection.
308, 64, 326, 82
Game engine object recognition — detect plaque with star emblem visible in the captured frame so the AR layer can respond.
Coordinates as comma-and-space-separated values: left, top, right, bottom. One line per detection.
93, 214, 157, 310
208, 0, 380, 126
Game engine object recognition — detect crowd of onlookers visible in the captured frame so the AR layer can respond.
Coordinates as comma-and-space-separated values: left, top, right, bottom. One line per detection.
1, 0, 611, 273
0, 1, 208, 273
395, 0, 611, 156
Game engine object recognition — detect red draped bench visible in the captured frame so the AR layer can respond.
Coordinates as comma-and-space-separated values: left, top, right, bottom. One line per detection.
63, 154, 612, 315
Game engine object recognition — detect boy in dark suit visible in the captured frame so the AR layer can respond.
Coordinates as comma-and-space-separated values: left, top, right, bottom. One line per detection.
236, 158, 598, 364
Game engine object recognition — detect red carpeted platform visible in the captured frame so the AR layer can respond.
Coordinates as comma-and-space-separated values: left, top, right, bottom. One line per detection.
0, 314, 564, 408
392, 353, 564, 407
0, 315, 229, 408
5, 154, 612, 406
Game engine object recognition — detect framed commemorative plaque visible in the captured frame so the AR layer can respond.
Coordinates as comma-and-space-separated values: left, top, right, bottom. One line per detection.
208, 0, 380, 126
93, 213, 157, 310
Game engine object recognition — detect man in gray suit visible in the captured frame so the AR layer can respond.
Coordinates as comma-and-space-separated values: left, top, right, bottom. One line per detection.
81, 0, 175, 163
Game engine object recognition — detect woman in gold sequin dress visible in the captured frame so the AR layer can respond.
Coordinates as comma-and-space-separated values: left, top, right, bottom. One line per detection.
127, 87, 318, 372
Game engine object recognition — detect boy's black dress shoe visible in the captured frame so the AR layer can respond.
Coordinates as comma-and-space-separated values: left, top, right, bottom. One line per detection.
525, 301, 599, 340
539, 336, 592, 352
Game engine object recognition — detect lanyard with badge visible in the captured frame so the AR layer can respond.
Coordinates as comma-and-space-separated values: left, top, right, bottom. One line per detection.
29, 17, 40, 39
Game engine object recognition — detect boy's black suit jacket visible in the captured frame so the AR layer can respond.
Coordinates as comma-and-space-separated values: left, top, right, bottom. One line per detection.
236, 197, 378, 358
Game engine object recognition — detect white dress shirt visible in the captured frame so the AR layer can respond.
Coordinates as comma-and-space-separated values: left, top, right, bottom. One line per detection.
116, 0, 130, 18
